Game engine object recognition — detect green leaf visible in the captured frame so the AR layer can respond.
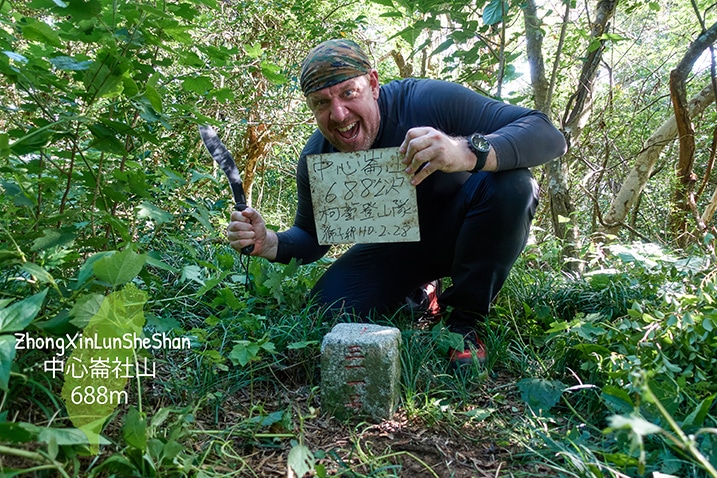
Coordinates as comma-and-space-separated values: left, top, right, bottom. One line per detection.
229, 340, 260, 367
137, 4, 174, 19
88, 123, 126, 155
260, 61, 288, 85
182, 76, 213, 94
247, 409, 287, 428
394, 25, 422, 47
145, 313, 180, 333
587, 39, 602, 53
197, 0, 218, 7
601, 33, 629, 43
143, 84, 163, 113
21, 262, 56, 286
3, 51, 28, 64
463, 408, 495, 421
31, 229, 76, 251
38, 426, 109, 446
287, 340, 319, 350
50, 55, 92, 71
10, 126, 53, 155
0, 335, 17, 391
64, 0, 102, 20
432, 38, 454, 57
287, 443, 315, 478
84, 62, 125, 99
209, 87, 235, 103
601, 385, 634, 414
122, 406, 147, 451
93, 248, 146, 287
0, 250, 21, 268
0, 133, 9, 157
161, 439, 183, 463
137, 201, 174, 225
682, 394, 715, 429
573, 343, 611, 357
264, 268, 286, 303
557, 214, 571, 224
69, 293, 105, 328
180, 264, 204, 285
0, 289, 48, 334
517, 378, 565, 413
0, 421, 36, 443
607, 414, 663, 437
74, 251, 113, 290
61, 284, 147, 453
169, 3, 199, 21
483, 0, 508, 26
0, 181, 34, 208
145, 253, 179, 274
20, 19, 62, 47
196, 271, 231, 298
244, 43, 264, 59
27, 0, 66, 8
572, 321, 606, 340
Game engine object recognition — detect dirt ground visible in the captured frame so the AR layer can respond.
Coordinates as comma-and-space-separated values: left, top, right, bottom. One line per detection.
213, 369, 555, 478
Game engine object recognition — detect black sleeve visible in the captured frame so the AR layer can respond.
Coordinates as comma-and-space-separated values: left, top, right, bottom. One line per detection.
415, 80, 567, 170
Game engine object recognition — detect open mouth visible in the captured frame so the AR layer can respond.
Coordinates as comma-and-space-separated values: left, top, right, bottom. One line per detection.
336, 122, 359, 140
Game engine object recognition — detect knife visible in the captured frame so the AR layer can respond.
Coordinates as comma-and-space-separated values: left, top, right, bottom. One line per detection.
199, 125, 254, 255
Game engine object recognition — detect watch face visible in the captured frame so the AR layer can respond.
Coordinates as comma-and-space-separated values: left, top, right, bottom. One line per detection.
471, 134, 490, 153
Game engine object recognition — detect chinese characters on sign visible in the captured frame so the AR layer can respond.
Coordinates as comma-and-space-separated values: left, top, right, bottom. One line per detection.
307, 148, 420, 245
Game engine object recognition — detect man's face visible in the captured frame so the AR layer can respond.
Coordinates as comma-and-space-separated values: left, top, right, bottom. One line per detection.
305, 70, 380, 152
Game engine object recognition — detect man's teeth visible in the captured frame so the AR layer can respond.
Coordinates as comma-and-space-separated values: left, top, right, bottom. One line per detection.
338, 123, 357, 133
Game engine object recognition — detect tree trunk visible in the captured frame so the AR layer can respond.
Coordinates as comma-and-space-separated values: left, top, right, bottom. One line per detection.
667, 22, 717, 247
601, 83, 715, 235
526, 0, 616, 271
523, 0, 550, 110
523, 0, 575, 266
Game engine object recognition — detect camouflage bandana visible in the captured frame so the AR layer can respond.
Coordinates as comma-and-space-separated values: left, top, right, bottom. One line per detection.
300, 39, 372, 96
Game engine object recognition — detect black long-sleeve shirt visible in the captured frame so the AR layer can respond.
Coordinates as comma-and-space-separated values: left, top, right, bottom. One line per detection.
274, 78, 567, 264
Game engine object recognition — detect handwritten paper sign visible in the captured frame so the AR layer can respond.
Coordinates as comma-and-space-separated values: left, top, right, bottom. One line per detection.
307, 148, 420, 245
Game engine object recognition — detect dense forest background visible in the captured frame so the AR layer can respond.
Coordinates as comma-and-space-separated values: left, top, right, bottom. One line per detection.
1, 0, 717, 476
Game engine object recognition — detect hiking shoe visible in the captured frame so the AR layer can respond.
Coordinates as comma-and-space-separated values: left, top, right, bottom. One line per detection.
405, 279, 442, 317
448, 330, 487, 368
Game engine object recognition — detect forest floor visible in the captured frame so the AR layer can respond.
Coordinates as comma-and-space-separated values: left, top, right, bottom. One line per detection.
210, 368, 553, 477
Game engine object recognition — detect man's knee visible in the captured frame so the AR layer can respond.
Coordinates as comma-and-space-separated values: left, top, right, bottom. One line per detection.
467, 169, 538, 220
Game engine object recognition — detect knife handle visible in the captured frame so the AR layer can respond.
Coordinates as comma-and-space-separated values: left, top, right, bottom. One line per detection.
234, 203, 255, 255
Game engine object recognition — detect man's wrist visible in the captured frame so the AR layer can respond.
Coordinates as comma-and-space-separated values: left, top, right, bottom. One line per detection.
466, 133, 490, 173
263, 230, 279, 261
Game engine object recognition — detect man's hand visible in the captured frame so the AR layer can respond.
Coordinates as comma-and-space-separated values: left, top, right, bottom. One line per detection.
227, 207, 278, 260
400, 126, 495, 185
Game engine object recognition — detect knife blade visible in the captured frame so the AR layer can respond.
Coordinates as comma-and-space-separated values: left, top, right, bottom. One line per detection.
199, 125, 254, 255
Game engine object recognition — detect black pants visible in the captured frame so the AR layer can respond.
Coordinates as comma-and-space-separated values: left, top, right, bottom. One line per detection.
311, 168, 539, 330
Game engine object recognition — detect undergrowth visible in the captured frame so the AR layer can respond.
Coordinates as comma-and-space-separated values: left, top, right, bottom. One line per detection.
1, 228, 716, 477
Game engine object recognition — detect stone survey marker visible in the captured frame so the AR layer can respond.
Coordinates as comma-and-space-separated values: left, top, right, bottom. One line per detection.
321, 323, 401, 420
306, 147, 420, 245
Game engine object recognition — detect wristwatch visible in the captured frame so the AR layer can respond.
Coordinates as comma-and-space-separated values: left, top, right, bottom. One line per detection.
467, 133, 491, 173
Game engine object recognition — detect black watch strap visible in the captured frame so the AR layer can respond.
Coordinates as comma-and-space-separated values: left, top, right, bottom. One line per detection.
467, 133, 490, 173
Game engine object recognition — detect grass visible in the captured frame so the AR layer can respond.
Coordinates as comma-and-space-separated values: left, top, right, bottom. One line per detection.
1, 237, 716, 477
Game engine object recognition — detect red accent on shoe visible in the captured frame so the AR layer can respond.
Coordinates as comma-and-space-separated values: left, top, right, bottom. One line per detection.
424, 280, 441, 316
449, 334, 487, 366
